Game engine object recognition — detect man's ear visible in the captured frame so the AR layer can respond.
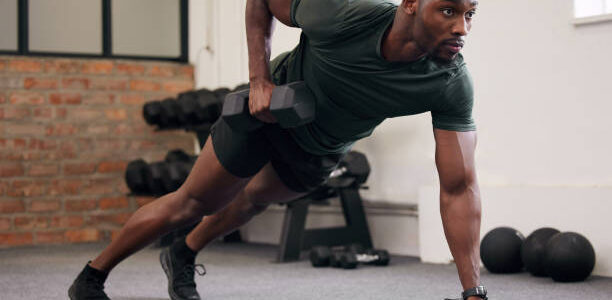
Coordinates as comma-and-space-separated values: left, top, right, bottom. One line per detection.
401, 0, 418, 15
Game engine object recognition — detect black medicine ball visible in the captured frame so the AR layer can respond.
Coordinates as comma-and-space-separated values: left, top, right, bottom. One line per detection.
521, 227, 560, 277
544, 232, 595, 282
480, 227, 525, 273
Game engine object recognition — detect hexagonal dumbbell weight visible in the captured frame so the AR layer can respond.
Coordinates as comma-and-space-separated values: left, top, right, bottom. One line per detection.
221, 81, 316, 131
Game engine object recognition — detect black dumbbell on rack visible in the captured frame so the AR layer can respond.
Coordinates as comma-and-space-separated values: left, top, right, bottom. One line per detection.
142, 89, 223, 129
222, 81, 316, 131
125, 149, 196, 196
176, 89, 223, 126
326, 151, 371, 188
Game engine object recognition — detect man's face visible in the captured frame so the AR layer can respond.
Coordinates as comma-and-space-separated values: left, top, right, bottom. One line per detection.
411, 0, 478, 62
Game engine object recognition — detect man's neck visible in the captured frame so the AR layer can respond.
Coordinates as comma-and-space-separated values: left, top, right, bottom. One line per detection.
381, 9, 426, 62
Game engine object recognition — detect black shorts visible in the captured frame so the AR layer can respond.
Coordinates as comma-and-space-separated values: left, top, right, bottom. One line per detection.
209, 118, 345, 193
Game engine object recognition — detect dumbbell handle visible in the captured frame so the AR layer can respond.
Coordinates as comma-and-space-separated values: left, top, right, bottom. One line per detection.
329, 166, 348, 179
355, 253, 381, 263
222, 81, 315, 131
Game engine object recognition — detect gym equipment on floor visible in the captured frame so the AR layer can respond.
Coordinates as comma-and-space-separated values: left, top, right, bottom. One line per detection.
480, 227, 525, 273
521, 227, 560, 277
310, 244, 390, 269
277, 151, 373, 262
544, 231, 595, 282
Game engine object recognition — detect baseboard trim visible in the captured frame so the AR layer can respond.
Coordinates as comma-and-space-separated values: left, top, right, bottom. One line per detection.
268, 198, 418, 217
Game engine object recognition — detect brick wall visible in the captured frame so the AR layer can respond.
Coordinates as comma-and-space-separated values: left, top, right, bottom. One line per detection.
0, 56, 196, 247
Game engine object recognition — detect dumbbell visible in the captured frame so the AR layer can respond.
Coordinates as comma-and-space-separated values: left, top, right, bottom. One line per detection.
176, 91, 198, 125
161, 161, 192, 193
143, 99, 175, 127
194, 89, 223, 122
160, 98, 182, 128
213, 87, 231, 102
310, 244, 390, 269
176, 89, 222, 125
143, 101, 162, 125
233, 83, 250, 92
326, 151, 371, 188
165, 149, 193, 163
221, 81, 316, 131
142, 161, 168, 195
333, 249, 391, 269
125, 159, 149, 194
139, 161, 192, 196
309, 244, 366, 267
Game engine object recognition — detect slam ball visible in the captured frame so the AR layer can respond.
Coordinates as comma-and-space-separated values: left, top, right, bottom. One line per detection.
544, 232, 595, 282
480, 227, 525, 273
521, 227, 560, 277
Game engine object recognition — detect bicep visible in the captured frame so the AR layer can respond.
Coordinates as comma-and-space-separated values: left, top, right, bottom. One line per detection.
434, 129, 477, 193
267, 0, 295, 27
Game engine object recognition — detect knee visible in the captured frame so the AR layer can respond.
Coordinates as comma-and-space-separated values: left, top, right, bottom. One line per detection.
238, 190, 269, 216
172, 189, 223, 220
239, 186, 271, 216
440, 190, 481, 218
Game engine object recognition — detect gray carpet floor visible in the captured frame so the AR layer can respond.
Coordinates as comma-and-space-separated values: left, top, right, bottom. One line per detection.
0, 242, 611, 300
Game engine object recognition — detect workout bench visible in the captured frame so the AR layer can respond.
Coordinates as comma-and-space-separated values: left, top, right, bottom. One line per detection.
277, 170, 373, 262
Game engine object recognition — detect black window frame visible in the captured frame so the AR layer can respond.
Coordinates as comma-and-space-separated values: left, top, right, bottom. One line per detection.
0, 0, 189, 63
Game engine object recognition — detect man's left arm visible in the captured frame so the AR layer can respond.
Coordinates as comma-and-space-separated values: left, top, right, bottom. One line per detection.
434, 128, 483, 299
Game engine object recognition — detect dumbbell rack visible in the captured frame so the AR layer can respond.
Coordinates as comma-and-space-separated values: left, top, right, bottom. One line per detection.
277, 184, 373, 262
133, 86, 248, 247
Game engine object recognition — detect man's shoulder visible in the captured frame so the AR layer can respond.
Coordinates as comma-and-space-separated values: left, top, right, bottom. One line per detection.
293, 0, 396, 41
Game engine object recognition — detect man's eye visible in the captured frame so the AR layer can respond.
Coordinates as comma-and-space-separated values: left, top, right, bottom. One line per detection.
466, 11, 476, 19
441, 8, 454, 16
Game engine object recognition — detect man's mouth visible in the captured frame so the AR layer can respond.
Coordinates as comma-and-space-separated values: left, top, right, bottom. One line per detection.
444, 41, 464, 54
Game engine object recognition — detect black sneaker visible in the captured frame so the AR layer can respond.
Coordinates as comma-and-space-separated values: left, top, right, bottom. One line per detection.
68, 262, 110, 300
160, 243, 206, 300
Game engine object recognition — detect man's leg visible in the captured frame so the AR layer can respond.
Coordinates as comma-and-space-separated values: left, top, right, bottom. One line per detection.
69, 136, 251, 300
185, 162, 306, 252
157, 162, 305, 300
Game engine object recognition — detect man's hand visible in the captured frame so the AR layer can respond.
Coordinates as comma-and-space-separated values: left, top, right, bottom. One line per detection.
249, 80, 277, 124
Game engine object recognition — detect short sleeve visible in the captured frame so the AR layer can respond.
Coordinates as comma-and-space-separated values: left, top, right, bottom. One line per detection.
290, 0, 348, 41
431, 67, 476, 132
290, 0, 395, 42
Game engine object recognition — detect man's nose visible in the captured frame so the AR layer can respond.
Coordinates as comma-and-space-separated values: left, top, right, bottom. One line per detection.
452, 17, 469, 36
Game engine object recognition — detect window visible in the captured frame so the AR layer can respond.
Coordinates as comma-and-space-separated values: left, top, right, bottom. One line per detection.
0, 0, 18, 51
574, 0, 612, 17
0, 0, 188, 62
112, 0, 181, 58
29, 0, 102, 54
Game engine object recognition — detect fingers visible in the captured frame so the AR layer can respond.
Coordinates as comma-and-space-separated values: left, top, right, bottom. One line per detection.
250, 100, 277, 123
248, 83, 278, 124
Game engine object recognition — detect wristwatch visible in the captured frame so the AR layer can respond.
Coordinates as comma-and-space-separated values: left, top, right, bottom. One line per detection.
462, 286, 488, 300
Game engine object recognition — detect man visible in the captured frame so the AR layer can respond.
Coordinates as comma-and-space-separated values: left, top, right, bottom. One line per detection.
69, 0, 485, 299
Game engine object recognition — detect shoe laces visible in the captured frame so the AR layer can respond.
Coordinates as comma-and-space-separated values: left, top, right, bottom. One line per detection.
174, 263, 206, 288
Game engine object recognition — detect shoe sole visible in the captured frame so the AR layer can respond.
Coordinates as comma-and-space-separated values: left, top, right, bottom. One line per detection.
160, 249, 190, 300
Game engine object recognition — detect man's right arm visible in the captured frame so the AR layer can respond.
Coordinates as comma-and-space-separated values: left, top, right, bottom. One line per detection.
245, 0, 295, 123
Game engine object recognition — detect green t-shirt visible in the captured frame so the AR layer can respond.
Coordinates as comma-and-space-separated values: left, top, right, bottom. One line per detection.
269, 0, 476, 155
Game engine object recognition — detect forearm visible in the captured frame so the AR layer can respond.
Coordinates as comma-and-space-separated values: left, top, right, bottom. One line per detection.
439, 184, 482, 292
246, 0, 276, 84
